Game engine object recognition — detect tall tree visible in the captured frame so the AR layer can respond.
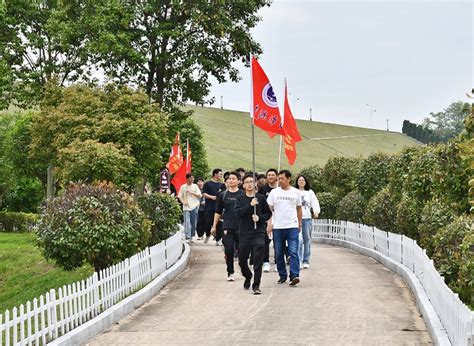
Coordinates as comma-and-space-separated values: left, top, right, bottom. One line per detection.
425, 101, 471, 140
0, 0, 94, 109
88, 1, 269, 108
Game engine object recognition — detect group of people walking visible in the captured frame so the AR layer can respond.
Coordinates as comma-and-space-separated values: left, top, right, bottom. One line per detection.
177, 167, 320, 295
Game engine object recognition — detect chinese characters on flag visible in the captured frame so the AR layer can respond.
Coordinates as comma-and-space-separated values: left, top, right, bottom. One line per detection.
251, 57, 284, 137
166, 133, 183, 174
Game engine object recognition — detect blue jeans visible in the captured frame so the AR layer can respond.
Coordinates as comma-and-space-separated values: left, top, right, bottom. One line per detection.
273, 228, 300, 279
298, 219, 312, 264
183, 207, 198, 239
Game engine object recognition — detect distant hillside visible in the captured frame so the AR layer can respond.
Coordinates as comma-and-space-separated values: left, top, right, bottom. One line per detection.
187, 105, 421, 172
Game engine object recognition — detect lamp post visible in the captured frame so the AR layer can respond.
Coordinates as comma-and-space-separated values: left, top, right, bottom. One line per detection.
309, 108, 312, 121
220, 95, 223, 109
366, 104, 376, 128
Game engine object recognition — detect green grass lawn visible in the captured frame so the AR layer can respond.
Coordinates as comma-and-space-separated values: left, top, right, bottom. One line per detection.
187, 105, 421, 172
0, 232, 93, 314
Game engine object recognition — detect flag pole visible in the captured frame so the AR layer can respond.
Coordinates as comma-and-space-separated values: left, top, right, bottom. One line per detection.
277, 135, 282, 171
249, 54, 257, 229
277, 77, 287, 172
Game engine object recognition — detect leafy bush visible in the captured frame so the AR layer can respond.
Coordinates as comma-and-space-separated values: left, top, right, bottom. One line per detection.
37, 182, 150, 271
2, 176, 44, 213
356, 152, 394, 200
335, 191, 366, 223
137, 193, 181, 246
316, 192, 339, 220
432, 215, 473, 307
394, 194, 422, 240
430, 143, 469, 213
388, 146, 418, 202
363, 187, 397, 233
298, 165, 328, 193
418, 199, 455, 256
322, 156, 360, 195
0, 212, 39, 232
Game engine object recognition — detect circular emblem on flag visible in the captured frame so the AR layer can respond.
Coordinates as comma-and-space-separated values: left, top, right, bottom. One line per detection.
262, 83, 278, 108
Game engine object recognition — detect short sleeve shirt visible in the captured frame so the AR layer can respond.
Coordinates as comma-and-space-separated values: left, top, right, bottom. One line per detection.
267, 186, 302, 229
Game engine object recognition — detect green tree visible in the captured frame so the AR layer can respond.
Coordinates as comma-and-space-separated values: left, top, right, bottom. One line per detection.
0, 1, 94, 109
57, 139, 138, 187
88, 1, 269, 108
29, 84, 168, 189
425, 101, 471, 140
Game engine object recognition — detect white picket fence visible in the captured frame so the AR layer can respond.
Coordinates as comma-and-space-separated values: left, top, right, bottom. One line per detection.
313, 219, 474, 346
0, 231, 183, 346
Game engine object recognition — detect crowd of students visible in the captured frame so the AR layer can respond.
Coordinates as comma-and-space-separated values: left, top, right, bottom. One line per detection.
176, 167, 320, 295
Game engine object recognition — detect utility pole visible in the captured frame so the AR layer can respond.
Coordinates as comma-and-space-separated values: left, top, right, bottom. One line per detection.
220, 96, 223, 109
309, 108, 312, 121
386, 118, 389, 132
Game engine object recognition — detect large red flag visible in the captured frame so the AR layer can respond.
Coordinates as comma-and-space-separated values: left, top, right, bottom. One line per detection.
283, 81, 302, 165
252, 57, 284, 137
171, 140, 191, 193
166, 133, 183, 174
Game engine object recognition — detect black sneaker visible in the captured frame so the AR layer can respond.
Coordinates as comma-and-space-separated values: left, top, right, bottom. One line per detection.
277, 277, 287, 284
243, 277, 251, 290
289, 277, 300, 286
253, 287, 261, 295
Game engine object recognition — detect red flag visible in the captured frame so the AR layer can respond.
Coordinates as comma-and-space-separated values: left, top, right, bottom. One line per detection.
283, 81, 302, 165
166, 133, 183, 174
171, 140, 191, 193
251, 57, 284, 137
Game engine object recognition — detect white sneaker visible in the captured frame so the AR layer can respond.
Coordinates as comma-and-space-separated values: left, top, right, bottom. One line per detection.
300, 262, 303, 269
263, 262, 271, 272
303, 263, 310, 269
216, 240, 222, 246
204, 236, 210, 244
227, 274, 235, 281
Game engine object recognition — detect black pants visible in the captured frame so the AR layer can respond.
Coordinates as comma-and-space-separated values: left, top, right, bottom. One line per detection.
263, 232, 271, 263
196, 210, 206, 237
203, 210, 214, 237
222, 229, 239, 275
250, 233, 270, 265
239, 236, 265, 288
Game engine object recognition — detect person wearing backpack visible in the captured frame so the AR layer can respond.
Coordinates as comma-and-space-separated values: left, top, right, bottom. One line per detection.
211, 171, 244, 281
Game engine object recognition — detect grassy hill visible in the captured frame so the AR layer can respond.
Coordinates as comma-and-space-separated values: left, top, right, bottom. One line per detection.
187, 105, 421, 172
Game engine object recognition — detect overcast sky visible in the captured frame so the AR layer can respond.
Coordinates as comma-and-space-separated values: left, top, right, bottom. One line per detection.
208, 0, 472, 131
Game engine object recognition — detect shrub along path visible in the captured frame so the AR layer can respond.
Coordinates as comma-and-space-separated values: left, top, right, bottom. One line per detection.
0, 232, 93, 313
89, 241, 432, 345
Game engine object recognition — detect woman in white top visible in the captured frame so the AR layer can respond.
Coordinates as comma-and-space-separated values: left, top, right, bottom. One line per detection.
295, 175, 320, 268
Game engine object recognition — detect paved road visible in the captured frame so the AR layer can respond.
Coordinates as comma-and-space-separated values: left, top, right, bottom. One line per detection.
88, 241, 432, 345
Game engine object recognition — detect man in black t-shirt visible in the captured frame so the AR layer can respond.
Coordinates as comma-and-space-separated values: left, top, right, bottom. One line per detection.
211, 172, 244, 281
201, 168, 224, 243
235, 173, 272, 294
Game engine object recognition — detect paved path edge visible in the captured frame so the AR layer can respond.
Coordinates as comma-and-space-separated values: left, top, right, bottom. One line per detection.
49, 242, 191, 346
314, 238, 451, 346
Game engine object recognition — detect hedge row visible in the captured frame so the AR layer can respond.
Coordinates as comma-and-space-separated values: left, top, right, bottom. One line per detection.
0, 212, 39, 232
302, 139, 472, 307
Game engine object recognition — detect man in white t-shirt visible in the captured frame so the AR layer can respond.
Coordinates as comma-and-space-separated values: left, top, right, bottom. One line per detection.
267, 170, 302, 286
178, 173, 202, 242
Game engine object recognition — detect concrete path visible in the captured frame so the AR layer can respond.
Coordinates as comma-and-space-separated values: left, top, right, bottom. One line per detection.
88, 241, 432, 345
